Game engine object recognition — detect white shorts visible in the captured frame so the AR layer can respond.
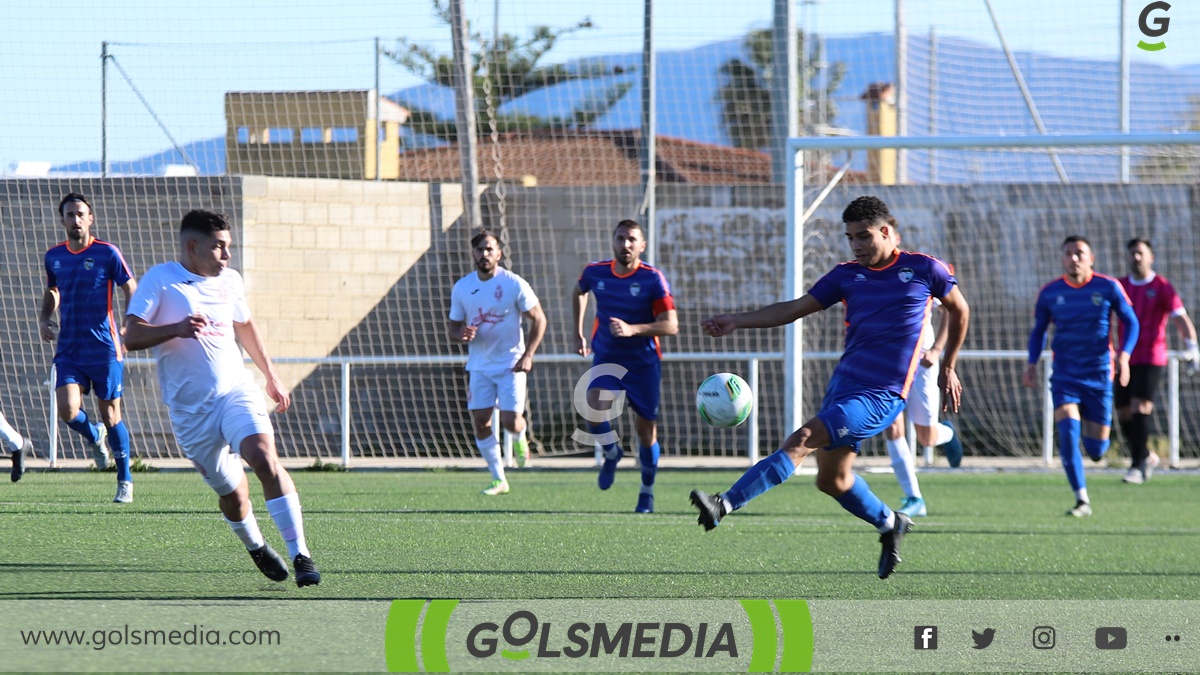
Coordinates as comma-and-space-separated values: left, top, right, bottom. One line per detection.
905, 364, 941, 428
170, 381, 274, 496
466, 369, 526, 412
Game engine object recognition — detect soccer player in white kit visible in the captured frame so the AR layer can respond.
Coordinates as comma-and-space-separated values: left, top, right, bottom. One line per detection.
448, 230, 547, 495
123, 210, 320, 587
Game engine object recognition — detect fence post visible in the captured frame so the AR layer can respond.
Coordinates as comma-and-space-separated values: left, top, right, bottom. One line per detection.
341, 362, 351, 467
1042, 357, 1054, 466
48, 365, 58, 467
1169, 355, 1180, 468
748, 358, 760, 465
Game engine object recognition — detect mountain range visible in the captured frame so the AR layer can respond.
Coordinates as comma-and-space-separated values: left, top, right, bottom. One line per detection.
54, 32, 1200, 183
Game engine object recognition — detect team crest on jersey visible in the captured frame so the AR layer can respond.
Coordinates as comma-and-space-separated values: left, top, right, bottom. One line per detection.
1148, 289, 1157, 298
494, 285, 503, 300
597, 281, 606, 291
854, 273, 867, 282
1092, 292, 1103, 306
53, 260, 61, 270
1056, 296, 1066, 305
83, 258, 95, 270
898, 267, 914, 283
629, 282, 641, 297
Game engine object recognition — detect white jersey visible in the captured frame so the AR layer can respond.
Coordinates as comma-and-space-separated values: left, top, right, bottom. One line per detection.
919, 298, 942, 352
449, 268, 539, 372
127, 261, 253, 415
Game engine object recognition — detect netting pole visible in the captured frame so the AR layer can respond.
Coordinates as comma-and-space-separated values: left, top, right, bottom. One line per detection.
375, 37, 382, 183
1119, 0, 1131, 183
640, 0, 657, 265
101, 41, 108, 178
770, 0, 798, 183
895, 0, 908, 184
449, 0, 482, 229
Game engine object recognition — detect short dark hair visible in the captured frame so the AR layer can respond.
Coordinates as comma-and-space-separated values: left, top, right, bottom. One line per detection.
58, 192, 92, 216
180, 209, 231, 235
1127, 237, 1153, 252
842, 196, 891, 225
470, 228, 502, 249
613, 219, 642, 236
1062, 235, 1091, 249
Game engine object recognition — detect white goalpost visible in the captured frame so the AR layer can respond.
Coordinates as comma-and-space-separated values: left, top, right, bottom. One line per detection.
786, 131, 1200, 466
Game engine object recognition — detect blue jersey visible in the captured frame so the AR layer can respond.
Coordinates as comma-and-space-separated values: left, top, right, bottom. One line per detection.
808, 251, 956, 398
45, 239, 133, 365
1028, 273, 1138, 388
578, 260, 675, 367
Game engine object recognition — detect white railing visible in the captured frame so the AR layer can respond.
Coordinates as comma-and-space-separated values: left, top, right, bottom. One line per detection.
46, 350, 1189, 468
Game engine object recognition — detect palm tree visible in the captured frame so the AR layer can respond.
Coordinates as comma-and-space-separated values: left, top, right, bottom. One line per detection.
717, 29, 846, 150
385, 0, 633, 143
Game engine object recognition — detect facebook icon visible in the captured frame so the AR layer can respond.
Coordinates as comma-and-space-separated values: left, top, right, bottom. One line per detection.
914, 626, 939, 649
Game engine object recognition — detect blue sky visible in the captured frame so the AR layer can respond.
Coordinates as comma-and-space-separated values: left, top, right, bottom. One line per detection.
1, 1, 1194, 169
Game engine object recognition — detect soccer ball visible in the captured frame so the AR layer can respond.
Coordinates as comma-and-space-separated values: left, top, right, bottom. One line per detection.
696, 373, 754, 428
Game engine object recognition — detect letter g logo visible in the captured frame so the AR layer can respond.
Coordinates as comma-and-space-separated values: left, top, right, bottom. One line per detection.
1138, 1, 1170, 51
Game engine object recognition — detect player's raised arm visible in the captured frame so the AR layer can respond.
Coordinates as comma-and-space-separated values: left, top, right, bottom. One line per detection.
702, 295, 823, 337
937, 285, 970, 413
572, 284, 590, 357
1112, 282, 1139, 388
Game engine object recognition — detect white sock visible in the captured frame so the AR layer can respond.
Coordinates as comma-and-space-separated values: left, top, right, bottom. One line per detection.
1075, 488, 1089, 504
477, 436, 505, 482
935, 423, 955, 446
0, 412, 23, 451
878, 511, 897, 534
266, 492, 310, 559
886, 437, 922, 499
921, 446, 934, 467
224, 511, 266, 551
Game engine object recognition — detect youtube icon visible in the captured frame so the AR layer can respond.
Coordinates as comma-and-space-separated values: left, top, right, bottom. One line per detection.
1096, 627, 1128, 650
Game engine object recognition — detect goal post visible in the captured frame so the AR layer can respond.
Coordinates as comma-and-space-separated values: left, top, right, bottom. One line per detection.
786, 131, 1200, 464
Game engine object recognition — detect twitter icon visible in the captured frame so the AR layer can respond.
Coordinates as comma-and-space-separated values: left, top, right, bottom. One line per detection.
972, 628, 996, 649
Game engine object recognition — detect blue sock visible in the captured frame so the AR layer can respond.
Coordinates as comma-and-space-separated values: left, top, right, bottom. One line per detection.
1082, 437, 1110, 463
107, 421, 132, 482
67, 411, 100, 444
638, 442, 660, 487
724, 451, 795, 511
590, 421, 619, 458
833, 474, 892, 530
1057, 418, 1086, 491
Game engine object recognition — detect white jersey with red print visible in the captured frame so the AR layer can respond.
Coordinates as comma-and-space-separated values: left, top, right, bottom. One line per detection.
449, 268, 539, 372
126, 261, 254, 415
1120, 273, 1185, 366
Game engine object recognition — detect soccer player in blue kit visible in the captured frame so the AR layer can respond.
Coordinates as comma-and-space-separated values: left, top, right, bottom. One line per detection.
573, 219, 678, 514
38, 193, 138, 503
1023, 236, 1138, 517
690, 196, 970, 579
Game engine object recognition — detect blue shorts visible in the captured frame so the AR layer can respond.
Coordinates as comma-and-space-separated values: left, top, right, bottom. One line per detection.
588, 359, 661, 421
1051, 378, 1113, 426
814, 374, 906, 453
55, 359, 124, 401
